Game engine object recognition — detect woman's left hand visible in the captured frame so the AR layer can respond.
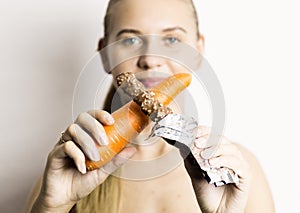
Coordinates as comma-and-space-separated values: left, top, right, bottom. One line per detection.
187, 126, 252, 213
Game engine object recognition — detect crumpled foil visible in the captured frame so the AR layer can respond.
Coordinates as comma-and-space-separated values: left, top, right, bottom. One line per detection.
149, 114, 198, 145
195, 158, 239, 187
150, 114, 239, 187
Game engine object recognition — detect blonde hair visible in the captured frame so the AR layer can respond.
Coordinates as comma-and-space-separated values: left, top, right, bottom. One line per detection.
75, 0, 201, 212
74, 175, 122, 213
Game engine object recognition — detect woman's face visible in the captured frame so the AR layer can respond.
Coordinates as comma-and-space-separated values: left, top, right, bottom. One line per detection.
103, 0, 204, 88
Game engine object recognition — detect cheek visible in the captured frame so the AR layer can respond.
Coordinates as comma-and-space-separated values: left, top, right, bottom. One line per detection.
166, 61, 191, 74
111, 59, 139, 77
111, 57, 192, 80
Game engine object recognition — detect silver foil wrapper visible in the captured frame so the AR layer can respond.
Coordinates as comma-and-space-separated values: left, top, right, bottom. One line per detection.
150, 114, 239, 187
149, 114, 198, 145
195, 158, 239, 187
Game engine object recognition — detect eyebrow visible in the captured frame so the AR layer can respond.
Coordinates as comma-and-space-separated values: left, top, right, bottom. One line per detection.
162, 27, 187, 34
116, 27, 187, 38
116, 29, 142, 37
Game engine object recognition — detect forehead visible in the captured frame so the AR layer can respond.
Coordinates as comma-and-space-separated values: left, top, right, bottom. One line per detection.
108, 0, 196, 35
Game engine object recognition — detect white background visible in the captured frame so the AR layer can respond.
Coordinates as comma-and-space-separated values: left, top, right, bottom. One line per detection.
0, 0, 299, 212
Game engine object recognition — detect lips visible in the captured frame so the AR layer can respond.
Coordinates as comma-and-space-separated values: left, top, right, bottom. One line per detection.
135, 71, 171, 88
138, 77, 166, 88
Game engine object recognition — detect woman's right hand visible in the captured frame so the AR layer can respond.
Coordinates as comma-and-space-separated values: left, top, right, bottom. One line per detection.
31, 110, 137, 213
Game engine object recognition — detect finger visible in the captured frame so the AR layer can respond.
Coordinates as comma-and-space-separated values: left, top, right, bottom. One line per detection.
88, 110, 114, 126
88, 146, 137, 187
75, 112, 109, 146
196, 125, 211, 138
190, 134, 209, 162
191, 134, 232, 159
196, 126, 232, 147
201, 143, 243, 160
53, 141, 87, 174
208, 155, 248, 178
102, 146, 137, 174
66, 123, 100, 162
193, 134, 208, 149
113, 145, 137, 167
191, 133, 221, 158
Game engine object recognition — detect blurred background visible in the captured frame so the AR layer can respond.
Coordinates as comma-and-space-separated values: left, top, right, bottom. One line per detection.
0, 0, 299, 212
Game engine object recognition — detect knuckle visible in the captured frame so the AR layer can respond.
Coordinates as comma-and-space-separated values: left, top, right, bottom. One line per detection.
68, 123, 79, 136
87, 109, 94, 114
197, 125, 211, 135
99, 110, 110, 118
47, 149, 55, 161
86, 137, 96, 148
78, 135, 94, 150
94, 119, 104, 130
47, 146, 60, 162
62, 141, 73, 153
77, 112, 88, 122
87, 109, 98, 117
88, 115, 100, 126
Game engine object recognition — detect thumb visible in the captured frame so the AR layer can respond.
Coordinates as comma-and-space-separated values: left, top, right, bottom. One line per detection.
101, 146, 137, 175
112, 146, 137, 167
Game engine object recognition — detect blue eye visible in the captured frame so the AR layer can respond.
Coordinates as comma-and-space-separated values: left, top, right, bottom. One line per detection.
165, 37, 180, 45
122, 37, 142, 46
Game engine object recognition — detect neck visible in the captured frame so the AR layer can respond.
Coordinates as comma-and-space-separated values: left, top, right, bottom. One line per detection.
132, 138, 169, 160
130, 123, 171, 160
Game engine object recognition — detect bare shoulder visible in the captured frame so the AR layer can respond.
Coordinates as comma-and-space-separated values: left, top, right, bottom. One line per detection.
235, 143, 261, 167
234, 143, 276, 213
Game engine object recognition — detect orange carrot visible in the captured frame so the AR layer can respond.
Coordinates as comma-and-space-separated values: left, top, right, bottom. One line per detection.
85, 73, 192, 171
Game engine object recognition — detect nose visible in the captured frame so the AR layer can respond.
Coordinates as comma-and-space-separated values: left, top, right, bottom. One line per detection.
137, 55, 164, 70
137, 36, 166, 70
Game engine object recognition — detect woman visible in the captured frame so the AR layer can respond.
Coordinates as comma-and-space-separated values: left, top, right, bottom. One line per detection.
26, 0, 275, 212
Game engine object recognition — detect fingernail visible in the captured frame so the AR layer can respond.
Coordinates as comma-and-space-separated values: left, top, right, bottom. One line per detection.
92, 150, 101, 162
194, 137, 207, 149
201, 147, 215, 159
126, 146, 137, 154
99, 133, 109, 145
79, 163, 86, 174
105, 114, 114, 125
